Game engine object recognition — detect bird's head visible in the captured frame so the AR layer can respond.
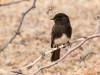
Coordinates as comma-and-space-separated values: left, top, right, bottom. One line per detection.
50, 13, 70, 24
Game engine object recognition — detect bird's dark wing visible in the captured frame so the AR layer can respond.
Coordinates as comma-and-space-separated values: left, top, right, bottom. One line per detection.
66, 26, 72, 38
51, 25, 55, 48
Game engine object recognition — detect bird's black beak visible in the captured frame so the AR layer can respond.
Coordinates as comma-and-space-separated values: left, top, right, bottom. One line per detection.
50, 18, 54, 20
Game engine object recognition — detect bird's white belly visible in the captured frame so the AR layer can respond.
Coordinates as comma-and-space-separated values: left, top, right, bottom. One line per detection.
54, 34, 69, 45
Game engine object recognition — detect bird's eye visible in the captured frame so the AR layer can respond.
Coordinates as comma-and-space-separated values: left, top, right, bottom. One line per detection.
55, 17, 61, 21
58, 18, 61, 20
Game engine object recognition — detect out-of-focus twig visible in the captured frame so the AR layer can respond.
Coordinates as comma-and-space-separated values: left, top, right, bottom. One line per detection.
85, 60, 100, 75
0, 0, 37, 52
80, 40, 92, 68
96, 16, 100, 34
0, 0, 30, 6
47, 0, 53, 14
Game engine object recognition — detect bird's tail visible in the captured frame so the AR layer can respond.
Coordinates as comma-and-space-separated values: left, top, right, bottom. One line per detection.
51, 49, 60, 62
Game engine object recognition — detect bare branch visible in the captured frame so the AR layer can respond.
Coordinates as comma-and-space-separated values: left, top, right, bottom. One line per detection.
47, 0, 53, 14
32, 34, 100, 75
0, 0, 30, 6
12, 33, 100, 75
12, 38, 83, 74
0, 0, 37, 52
20, 38, 83, 71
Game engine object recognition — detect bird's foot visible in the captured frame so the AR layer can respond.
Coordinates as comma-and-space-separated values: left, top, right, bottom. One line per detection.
67, 41, 72, 48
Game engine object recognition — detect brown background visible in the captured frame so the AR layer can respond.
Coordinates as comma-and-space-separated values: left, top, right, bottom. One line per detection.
0, 0, 100, 75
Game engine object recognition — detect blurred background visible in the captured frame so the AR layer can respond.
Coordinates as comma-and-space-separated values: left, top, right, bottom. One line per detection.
0, 0, 100, 75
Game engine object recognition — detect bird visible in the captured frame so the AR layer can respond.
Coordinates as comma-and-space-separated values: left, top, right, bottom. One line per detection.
50, 13, 72, 62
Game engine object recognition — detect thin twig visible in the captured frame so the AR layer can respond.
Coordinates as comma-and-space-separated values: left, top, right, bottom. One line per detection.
0, 0, 30, 6
80, 40, 92, 68
0, 0, 37, 52
47, 0, 53, 14
96, 15, 100, 34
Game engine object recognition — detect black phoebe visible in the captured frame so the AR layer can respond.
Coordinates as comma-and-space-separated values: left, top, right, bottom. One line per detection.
50, 13, 72, 61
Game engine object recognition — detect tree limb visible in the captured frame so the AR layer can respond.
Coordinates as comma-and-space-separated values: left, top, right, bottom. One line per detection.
32, 34, 100, 75
12, 33, 100, 75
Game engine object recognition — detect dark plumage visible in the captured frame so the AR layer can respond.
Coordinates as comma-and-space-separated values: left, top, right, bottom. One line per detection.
50, 13, 72, 61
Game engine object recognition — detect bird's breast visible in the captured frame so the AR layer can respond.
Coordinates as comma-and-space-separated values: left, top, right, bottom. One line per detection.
54, 34, 69, 45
